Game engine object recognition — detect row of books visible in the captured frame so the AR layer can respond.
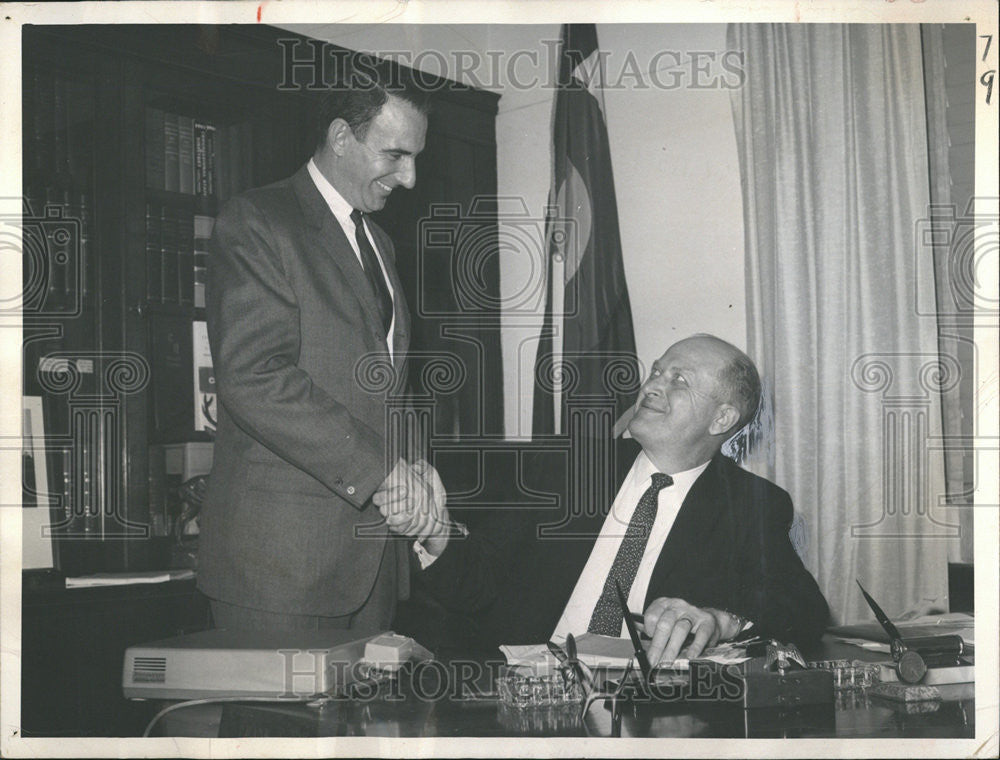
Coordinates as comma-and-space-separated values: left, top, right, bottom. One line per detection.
145, 203, 215, 308
24, 67, 94, 205
22, 184, 91, 315
145, 106, 255, 204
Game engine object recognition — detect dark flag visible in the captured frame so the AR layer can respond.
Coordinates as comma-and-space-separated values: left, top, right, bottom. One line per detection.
532, 23, 640, 438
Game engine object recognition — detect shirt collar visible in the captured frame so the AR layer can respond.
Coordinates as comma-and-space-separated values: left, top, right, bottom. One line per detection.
307, 158, 355, 229
631, 450, 712, 491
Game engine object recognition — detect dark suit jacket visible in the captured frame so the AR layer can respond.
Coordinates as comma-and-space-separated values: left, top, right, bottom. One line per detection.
406, 446, 829, 649
198, 164, 411, 617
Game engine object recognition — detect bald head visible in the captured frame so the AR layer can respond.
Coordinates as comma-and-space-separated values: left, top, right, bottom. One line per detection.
687, 334, 761, 433
627, 334, 761, 472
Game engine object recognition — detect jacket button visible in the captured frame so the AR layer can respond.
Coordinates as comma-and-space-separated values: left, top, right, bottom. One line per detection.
335, 477, 344, 486
346, 486, 356, 495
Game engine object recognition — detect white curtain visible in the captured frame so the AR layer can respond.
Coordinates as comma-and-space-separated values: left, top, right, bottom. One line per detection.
728, 24, 961, 624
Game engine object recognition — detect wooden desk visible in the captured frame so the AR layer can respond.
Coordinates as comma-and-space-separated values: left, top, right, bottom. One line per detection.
152, 637, 974, 739
21, 574, 211, 737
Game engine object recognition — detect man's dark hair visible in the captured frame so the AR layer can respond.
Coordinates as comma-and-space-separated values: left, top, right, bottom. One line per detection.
315, 52, 431, 150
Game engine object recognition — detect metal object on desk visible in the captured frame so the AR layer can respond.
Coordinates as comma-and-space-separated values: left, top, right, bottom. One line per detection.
764, 640, 808, 674
686, 639, 833, 710
740, 644, 835, 709
856, 579, 967, 684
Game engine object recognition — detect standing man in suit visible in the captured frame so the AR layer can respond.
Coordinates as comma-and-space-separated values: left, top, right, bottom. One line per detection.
380, 334, 829, 663
198, 55, 430, 632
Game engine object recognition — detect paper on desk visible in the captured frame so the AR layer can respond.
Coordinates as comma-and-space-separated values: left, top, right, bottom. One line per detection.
830, 611, 974, 650
501, 633, 749, 672
65, 569, 195, 588
831, 637, 892, 654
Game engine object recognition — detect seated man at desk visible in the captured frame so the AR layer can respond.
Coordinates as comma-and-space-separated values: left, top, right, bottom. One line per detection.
379, 334, 830, 667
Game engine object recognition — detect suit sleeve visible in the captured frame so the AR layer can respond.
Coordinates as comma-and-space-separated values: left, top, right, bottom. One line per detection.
207, 195, 386, 507
735, 489, 830, 646
414, 510, 525, 613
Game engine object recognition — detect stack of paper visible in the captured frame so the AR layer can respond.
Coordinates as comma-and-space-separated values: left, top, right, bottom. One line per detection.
830, 612, 974, 651
65, 569, 196, 588
501, 633, 749, 672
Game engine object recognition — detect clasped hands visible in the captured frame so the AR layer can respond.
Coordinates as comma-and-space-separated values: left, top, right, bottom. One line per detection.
373, 458, 451, 556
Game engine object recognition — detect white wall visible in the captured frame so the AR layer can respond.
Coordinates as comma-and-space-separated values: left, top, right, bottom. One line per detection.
495, 25, 746, 438
273, 24, 746, 439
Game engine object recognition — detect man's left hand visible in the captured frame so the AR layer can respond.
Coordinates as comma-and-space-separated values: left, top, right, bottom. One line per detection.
643, 597, 721, 666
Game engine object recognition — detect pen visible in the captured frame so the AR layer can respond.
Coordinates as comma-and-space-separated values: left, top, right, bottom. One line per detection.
615, 580, 653, 682
629, 609, 699, 649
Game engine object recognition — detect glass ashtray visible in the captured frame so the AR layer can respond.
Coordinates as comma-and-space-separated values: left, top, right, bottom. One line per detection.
807, 659, 882, 689
497, 665, 586, 709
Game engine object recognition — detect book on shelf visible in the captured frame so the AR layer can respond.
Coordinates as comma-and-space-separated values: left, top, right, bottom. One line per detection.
77, 191, 90, 302
192, 320, 216, 433
163, 111, 180, 193
145, 203, 162, 303
145, 105, 225, 202
177, 206, 195, 306
178, 116, 194, 195
216, 122, 230, 202
194, 122, 205, 197
193, 214, 215, 309
204, 123, 216, 198
145, 201, 209, 308
145, 107, 166, 191
159, 206, 179, 304
23, 66, 93, 316
194, 120, 217, 209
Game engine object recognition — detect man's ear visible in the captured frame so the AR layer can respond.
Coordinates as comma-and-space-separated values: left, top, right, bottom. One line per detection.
709, 404, 740, 437
326, 118, 353, 157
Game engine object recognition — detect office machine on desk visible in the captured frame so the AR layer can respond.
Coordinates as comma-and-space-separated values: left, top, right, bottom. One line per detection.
122, 629, 429, 700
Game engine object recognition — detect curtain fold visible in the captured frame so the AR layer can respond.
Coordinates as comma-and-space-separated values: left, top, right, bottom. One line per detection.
921, 24, 975, 565
729, 23, 959, 624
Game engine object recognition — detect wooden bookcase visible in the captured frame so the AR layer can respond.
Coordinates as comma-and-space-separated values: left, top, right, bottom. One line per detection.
21, 24, 502, 578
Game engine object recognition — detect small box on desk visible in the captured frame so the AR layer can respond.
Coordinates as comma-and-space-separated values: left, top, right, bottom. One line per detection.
688, 656, 835, 709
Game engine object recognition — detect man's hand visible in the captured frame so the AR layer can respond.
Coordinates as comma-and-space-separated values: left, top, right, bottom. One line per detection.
373, 458, 451, 556
643, 597, 721, 666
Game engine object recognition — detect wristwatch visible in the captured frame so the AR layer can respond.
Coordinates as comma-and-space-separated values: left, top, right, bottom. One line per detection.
718, 609, 750, 639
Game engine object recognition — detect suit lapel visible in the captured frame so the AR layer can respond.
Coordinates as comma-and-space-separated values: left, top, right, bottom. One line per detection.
291, 166, 390, 335
648, 454, 729, 587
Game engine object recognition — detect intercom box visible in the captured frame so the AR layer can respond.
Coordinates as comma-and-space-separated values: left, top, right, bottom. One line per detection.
123, 627, 378, 699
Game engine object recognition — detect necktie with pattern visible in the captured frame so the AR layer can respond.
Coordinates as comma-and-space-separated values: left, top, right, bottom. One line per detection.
587, 472, 674, 636
350, 209, 393, 337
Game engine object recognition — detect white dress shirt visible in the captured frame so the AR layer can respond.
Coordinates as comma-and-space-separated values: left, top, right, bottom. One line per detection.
551, 452, 711, 639
307, 158, 395, 362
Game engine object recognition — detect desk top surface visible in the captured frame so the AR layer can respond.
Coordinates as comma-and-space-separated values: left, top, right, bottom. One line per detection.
153, 636, 975, 740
